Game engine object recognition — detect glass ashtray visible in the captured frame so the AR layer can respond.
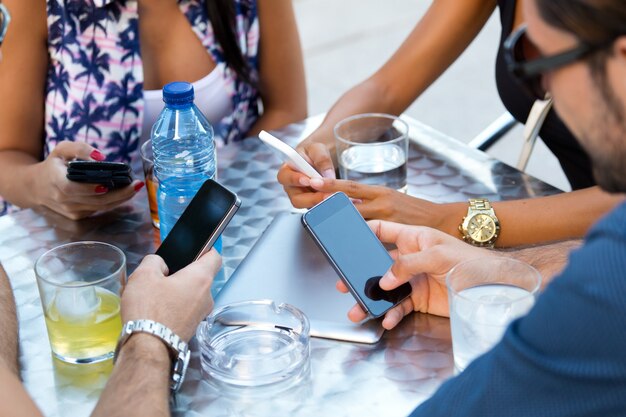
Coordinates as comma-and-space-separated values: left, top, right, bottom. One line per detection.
196, 300, 310, 390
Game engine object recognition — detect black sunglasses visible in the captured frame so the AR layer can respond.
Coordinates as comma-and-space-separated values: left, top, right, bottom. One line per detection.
0, 3, 10, 47
504, 25, 615, 100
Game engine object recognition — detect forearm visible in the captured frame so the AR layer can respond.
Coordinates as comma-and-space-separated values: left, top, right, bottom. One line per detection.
500, 240, 582, 287
301, 0, 497, 152
0, 151, 42, 209
301, 79, 397, 157
0, 365, 44, 417
91, 334, 171, 417
434, 187, 624, 247
0, 264, 19, 376
246, 106, 307, 138
250, 0, 307, 138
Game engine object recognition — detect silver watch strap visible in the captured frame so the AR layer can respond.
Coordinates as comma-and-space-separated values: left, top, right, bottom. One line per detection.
114, 319, 190, 392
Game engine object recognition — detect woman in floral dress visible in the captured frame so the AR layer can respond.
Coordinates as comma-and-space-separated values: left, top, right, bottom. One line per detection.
0, 0, 306, 219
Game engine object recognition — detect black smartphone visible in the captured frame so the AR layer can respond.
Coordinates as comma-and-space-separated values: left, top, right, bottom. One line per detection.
302, 192, 412, 318
66, 160, 132, 189
155, 179, 241, 275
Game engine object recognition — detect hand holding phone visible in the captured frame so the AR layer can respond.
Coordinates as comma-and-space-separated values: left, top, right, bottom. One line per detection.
156, 179, 241, 275
66, 160, 133, 189
258, 130, 322, 178
302, 192, 411, 318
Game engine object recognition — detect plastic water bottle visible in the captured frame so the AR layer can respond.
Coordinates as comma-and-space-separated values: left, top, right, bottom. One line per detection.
152, 81, 217, 242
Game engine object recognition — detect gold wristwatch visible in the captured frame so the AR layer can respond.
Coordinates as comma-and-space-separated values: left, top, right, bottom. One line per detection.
459, 198, 500, 247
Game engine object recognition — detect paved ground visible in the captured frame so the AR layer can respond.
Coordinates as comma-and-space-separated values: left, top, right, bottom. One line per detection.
292, 0, 571, 191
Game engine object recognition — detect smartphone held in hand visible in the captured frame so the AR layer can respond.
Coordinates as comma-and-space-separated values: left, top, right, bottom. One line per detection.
258, 130, 322, 179
302, 192, 411, 318
66, 160, 132, 189
156, 179, 241, 275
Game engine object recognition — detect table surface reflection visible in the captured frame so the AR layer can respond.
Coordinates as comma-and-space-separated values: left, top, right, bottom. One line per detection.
0, 115, 560, 417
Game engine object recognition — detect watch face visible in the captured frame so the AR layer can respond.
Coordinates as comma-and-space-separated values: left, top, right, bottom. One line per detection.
467, 214, 497, 243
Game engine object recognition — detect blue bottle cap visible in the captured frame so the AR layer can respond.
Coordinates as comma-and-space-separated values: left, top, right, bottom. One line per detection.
162, 82, 194, 105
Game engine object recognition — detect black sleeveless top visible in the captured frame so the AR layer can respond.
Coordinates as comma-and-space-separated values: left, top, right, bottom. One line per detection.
495, 0, 594, 190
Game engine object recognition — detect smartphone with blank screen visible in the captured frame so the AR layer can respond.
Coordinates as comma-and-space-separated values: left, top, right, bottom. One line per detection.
301, 192, 412, 318
156, 179, 241, 275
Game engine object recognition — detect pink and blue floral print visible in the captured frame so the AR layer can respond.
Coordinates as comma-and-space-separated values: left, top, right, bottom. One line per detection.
1, 0, 260, 216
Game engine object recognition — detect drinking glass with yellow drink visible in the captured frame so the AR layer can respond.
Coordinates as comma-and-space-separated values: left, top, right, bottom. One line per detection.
35, 242, 126, 364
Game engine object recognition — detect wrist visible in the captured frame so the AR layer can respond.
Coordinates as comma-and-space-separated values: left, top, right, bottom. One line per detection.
300, 129, 335, 154
27, 162, 46, 208
117, 333, 171, 370
435, 202, 467, 238
115, 319, 191, 391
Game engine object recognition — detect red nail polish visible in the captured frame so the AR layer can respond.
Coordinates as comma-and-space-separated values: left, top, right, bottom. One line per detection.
90, 149, 105, 161
134, 182, 145, 192
95, 185, 108, 194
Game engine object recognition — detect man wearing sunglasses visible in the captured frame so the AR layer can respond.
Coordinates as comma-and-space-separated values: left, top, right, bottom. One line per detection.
400, 0, 626, 415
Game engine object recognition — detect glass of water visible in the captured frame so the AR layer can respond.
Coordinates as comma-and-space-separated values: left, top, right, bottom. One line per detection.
446, 257, 541, 373
334, 113, 409, 192
35, 242, 125, 364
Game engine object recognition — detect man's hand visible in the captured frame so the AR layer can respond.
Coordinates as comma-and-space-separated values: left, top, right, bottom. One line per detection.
121, 251, 221, 341
337, 220, 495, 330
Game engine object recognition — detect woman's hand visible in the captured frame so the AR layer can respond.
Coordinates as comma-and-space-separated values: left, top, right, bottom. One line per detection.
277, 141, 337, 209
33, 141, 144, 220
337, 220, 495, 330
306, 177, 465, 231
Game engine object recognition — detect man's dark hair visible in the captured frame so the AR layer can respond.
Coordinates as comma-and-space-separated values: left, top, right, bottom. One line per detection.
537, 0, 626, 120
536, 0, 626, 77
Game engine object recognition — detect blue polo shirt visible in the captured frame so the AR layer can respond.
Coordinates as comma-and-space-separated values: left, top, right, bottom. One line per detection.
410, 201, 626, 417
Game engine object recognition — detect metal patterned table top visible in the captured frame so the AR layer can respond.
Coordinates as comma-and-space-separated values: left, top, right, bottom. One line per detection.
0, 115, 559, 417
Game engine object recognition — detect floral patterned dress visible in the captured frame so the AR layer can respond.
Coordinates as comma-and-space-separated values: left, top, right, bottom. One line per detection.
1, 0, 260, 216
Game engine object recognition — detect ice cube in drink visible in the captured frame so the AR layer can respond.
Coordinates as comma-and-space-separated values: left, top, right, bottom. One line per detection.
450, 284, 535, 373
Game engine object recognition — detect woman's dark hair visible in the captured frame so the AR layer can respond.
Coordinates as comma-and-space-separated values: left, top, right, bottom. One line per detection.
206, 0, 255, 86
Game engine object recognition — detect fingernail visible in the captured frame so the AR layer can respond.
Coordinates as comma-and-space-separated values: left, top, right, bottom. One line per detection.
379, 272, 394, 289
95, 185, 108, 194
351, 198, 363, 204
90, 149, 105, 161
134, 182, 145, 192
310, 178, 324, 188
323, 169, 336, 179
299, 177, 310, 187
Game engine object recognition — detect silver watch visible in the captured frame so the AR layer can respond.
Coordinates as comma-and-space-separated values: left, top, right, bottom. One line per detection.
114, 319, 190, 392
